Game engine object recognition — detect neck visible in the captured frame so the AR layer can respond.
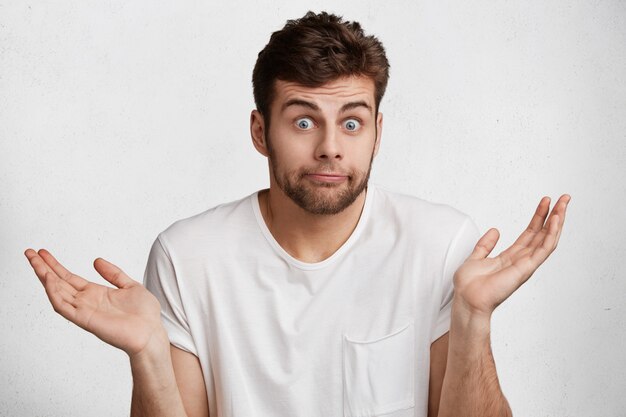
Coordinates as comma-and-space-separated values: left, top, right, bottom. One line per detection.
258, 185, 368, 263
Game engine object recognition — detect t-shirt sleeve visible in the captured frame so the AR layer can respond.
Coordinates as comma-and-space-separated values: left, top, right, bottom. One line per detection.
431, 216, 481, 343
143, 235, 198, 356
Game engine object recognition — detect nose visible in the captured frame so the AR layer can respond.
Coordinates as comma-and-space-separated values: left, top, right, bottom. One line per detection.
315, 125, 343, 161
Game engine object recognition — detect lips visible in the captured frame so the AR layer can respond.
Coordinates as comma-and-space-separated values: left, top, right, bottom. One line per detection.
305, 173, 349, 183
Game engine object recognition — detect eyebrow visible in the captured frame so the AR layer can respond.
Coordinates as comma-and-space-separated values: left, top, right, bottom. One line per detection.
281, 99, 373, 113
339, 100, 372, 113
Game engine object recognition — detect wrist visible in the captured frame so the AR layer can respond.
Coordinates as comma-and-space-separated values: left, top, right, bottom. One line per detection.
128, 327, 182, 400
128, 326, 171, 367
450, 296, 492, 342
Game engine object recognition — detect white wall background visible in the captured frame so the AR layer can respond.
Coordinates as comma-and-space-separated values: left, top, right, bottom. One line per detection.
1, 1, 625, 416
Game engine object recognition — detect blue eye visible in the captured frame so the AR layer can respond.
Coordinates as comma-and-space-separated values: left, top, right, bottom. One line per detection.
343, 119, 361, 131
296, 117, 314, 130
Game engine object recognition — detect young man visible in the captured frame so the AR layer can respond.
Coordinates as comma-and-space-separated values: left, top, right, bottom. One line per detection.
25, 11, 569, 417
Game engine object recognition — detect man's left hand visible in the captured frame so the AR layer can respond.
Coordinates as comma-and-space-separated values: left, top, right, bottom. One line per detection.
453, 194, 571, 319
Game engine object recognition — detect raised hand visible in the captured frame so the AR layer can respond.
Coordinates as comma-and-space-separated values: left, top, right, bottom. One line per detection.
453, 194, 571, 318
25, 249, 165, 357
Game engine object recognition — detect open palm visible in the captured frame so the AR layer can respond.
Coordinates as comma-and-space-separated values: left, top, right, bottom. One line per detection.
25, 249, 163, 357
453, 195, 570, 317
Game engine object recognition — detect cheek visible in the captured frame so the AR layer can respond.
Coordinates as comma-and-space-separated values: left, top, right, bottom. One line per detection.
270, 128, 316, 158
272, 141, 310, 164
349, 137, 377, 161
267, 133, 312, 170
355, 151, 374, 169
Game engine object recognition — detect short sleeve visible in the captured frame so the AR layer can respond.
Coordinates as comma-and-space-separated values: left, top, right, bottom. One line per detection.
431, 217, 481, 342
143, 235, 198, 356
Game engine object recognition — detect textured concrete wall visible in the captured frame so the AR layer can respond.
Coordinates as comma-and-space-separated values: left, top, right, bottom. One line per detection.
2, 1, 625, 416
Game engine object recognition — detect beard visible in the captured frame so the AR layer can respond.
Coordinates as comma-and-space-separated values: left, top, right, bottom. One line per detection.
267, 142, 375, 216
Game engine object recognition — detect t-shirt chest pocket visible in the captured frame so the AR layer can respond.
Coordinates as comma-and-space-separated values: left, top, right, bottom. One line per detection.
342, 321, 415, 417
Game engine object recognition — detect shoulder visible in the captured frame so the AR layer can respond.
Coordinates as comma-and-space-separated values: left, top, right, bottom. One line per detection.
156, 192, 258, 251
370, 184, 474, 236
363, 185, 480, 274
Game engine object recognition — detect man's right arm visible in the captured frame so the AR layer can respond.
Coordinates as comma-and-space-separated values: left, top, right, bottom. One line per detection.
24, 248, 209, 417
130, 342, 210, 417
129, 330, 194, 417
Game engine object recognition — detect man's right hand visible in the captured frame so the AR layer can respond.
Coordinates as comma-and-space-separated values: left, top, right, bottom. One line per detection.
25, 248, 165, 358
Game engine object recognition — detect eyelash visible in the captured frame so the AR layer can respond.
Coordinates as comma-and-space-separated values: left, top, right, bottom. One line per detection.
293, 117, 363, 131
343, 118, 362, 131
295, 117, 315, 130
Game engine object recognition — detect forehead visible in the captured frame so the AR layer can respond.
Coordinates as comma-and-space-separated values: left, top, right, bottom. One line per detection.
272, 76, 376, 111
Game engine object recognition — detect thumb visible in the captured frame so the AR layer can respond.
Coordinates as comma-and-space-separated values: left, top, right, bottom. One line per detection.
467, 228, 500, 260
93, 258, 137, 289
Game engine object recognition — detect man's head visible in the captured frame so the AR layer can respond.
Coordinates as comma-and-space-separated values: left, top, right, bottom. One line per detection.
250, 12, 390, 216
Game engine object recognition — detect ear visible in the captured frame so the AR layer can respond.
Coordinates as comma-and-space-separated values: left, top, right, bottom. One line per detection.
250, 110, 269, 157
373, 112, 383, 157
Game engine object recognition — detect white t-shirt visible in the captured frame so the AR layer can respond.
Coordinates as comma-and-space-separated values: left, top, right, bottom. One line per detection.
144, 184, 479, 417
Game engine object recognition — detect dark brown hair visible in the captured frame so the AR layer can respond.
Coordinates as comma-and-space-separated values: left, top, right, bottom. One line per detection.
252, 11, 390, 121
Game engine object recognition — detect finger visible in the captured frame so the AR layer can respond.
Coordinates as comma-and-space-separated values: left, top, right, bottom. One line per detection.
489, 217, 558, 293
57, 278, 78, 298
48, 273, 79, 298
93, 258, 137, 289
529, 194, 570, 249
512, 197, 550, 248
529, 214, 560, 267
528, 196, 551, 232
467, 228, 500, 260
43, 272, 78, 322
42, 272, 77, 304
56, 282, 78, 305
25, 249, 58, 284
552, 194, 570, 247
38, 249, 89, 291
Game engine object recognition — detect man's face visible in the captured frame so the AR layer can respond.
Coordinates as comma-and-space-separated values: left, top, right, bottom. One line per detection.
256, 76, 383, 215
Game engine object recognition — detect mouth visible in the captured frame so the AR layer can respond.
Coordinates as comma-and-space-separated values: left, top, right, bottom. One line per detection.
304, 173, 349, 184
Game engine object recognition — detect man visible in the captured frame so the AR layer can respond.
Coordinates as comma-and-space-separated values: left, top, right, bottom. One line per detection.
25, 11, 569, 417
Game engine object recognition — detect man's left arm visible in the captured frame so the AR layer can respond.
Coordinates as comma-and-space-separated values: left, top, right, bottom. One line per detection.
431, 305, 512, 417
430, 194, 570, 417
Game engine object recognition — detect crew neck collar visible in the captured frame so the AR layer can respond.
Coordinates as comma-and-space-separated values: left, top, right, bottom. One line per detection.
251, 184, 376, 271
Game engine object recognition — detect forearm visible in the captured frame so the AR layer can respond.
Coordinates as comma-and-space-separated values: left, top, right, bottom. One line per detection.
437, 299, 513, 417
129, 329, 188, 417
